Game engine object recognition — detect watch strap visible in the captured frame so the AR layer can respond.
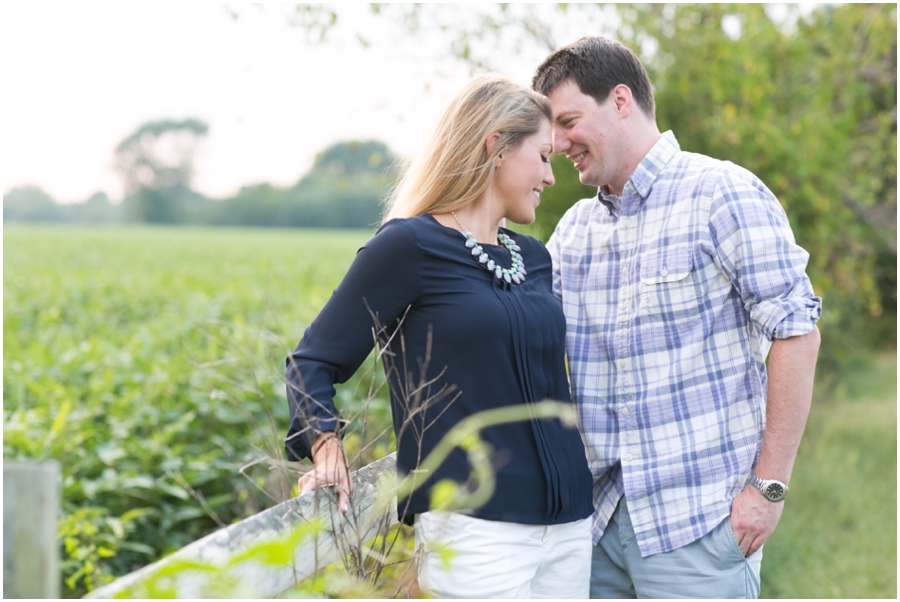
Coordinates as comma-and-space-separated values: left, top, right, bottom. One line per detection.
750, 474, 789, 502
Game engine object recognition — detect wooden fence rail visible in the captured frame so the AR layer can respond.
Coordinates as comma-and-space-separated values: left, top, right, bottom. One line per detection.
86, 453, 398, 599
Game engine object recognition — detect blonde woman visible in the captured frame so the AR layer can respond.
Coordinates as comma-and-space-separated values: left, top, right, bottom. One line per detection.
285, 74, 593, 598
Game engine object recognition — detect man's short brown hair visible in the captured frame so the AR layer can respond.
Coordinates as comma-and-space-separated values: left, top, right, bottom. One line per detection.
533, 36, 656, 119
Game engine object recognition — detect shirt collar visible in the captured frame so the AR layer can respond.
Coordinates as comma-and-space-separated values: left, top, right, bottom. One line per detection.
598, 130, 680, 212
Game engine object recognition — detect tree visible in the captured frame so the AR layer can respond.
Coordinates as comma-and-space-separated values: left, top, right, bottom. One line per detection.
3, 185, 62, 221
114, 118, 209, 223
68, 191, 122, 223
200, 140, 398, 229
288, 140, 398, 228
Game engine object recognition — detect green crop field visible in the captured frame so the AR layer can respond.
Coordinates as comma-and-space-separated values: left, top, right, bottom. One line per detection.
3, 225, 896, 598
3, 224, 395, 596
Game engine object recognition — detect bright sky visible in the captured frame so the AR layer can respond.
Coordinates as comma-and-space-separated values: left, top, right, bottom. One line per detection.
2, 3, 516, 202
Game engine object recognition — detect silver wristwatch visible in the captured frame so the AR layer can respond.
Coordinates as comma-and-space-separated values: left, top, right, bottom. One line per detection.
749, 475, 789, 502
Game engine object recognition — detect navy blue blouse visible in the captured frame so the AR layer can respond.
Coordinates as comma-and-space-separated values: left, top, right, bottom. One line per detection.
285, 213, 593, 525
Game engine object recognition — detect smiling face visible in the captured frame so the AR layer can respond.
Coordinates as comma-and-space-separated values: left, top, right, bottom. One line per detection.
489, 118, 555, 225
547, 79, 627, 194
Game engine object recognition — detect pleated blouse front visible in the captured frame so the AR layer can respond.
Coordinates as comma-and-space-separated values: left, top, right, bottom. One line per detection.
285, 213, 593, 525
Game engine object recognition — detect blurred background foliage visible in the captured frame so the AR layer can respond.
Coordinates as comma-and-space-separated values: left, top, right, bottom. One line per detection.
3, 3, 896, 598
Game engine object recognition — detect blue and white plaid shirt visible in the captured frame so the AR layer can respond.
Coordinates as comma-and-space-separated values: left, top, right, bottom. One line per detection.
547, 131, 822, 556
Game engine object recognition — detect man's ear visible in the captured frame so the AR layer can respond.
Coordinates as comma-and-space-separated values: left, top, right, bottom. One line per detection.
485, 132, 502, 163
611, 84, 633, 119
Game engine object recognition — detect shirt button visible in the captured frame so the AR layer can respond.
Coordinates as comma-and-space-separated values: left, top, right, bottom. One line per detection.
624, 453, 633, 462
618, 360, 627, 369
620, 265, 627, 274
621, 406, 630, 415
660, 268, 668, 277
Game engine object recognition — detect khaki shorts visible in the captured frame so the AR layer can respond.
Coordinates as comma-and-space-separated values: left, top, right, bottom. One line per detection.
591, 498, 763, 598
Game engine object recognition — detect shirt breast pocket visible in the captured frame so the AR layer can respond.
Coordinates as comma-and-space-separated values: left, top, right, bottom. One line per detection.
639, 245, 701, 348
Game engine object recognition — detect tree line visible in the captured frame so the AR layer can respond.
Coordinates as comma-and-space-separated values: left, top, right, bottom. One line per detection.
4, 135, 398, 230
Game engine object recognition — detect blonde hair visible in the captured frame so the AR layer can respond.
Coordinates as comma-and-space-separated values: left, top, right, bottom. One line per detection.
383, 74, 551, 223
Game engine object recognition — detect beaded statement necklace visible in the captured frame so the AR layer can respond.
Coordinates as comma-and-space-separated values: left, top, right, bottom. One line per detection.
451, 211, 527, 285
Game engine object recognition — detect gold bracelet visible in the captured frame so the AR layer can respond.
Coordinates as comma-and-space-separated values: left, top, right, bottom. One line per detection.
311, 433, 339, 459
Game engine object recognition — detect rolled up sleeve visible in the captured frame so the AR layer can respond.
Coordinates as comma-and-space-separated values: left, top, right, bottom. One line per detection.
709, 168, 822, 341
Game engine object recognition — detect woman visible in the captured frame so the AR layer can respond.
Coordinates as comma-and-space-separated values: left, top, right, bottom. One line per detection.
284, 74, 593, 598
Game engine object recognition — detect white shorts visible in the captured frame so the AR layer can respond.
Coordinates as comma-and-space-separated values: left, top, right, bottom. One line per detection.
414, 511, 592, 599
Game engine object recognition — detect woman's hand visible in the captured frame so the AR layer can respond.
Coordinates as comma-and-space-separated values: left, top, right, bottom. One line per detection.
297, 431, 351, 513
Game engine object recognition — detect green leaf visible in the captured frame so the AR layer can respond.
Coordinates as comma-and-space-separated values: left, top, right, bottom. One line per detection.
120, 507, 155, 524
428, 479, 460, 511
40, 397, 72, 454
119, 541, 157, 557
155, 481, 190, 500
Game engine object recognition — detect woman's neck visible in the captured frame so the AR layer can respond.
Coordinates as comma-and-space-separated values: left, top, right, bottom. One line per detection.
434, 202, 500, 244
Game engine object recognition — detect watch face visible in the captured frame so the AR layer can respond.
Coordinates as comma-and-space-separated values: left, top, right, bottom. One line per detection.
765, 482, 785, 500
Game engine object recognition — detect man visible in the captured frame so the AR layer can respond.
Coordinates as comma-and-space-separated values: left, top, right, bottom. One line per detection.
533, 37, 822, 598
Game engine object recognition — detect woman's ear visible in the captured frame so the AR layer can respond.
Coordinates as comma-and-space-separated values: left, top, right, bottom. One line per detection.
485, 132, 502, 166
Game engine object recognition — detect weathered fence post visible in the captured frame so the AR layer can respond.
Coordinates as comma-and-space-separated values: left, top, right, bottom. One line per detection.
3, 460, 61, 599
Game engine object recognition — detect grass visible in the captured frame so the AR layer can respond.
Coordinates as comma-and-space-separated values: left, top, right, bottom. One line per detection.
760, 352, 897, 599
3, 224, 896, 598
